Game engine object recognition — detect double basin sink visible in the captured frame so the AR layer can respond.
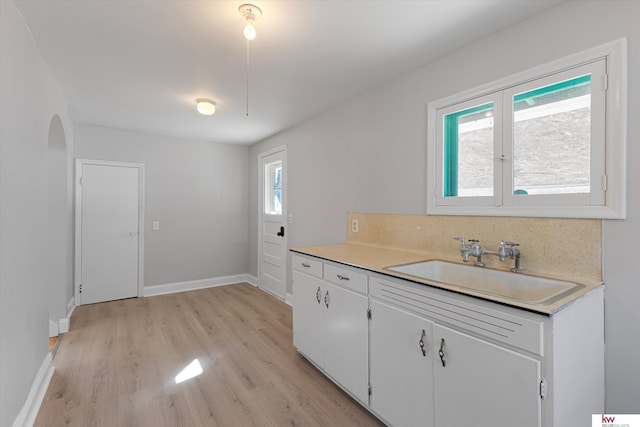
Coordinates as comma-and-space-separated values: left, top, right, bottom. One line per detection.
384, 259, 584, 306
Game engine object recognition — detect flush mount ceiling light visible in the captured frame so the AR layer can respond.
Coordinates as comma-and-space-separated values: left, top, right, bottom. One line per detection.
239, 4, 262, 41
239, 3, 262, 116
196, 98, 215, 115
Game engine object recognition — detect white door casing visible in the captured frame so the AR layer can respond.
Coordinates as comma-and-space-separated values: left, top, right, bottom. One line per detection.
74, 159, 144, 305
258, 146, 287, 299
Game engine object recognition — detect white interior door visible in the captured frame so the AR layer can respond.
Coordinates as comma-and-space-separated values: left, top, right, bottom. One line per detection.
259, 147, 287, 299
75, 160, 144, 305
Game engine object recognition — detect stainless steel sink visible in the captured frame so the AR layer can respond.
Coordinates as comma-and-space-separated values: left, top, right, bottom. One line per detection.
384, 259, 584, 305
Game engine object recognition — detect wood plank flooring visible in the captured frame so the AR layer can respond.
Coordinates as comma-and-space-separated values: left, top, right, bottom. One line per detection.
35, 283, 384, 427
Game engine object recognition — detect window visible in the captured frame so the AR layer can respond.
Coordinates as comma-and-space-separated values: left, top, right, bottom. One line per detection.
510, 74, 593, 197
427, 39, 626, 219
264, 160, 282, 215
441, 96, 498, 200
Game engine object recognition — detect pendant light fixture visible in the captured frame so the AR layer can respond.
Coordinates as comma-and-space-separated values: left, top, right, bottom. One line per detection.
239, 4, 261, 41
239, 4, 261, 116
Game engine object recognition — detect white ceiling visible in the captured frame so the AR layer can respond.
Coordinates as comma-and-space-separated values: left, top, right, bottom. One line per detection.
15, 0, 566, 145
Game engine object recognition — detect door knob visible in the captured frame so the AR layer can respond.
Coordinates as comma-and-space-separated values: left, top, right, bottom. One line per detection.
129, 231, 138, 236
277, 226, 285, 237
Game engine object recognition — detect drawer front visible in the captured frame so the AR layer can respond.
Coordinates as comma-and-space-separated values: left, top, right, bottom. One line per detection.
292, 254, 323, 278
370, 276, 543, 356
324, 263, 368, 294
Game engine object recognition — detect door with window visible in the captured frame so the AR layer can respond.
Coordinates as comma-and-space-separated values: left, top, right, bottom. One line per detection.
259, 147, 287, 299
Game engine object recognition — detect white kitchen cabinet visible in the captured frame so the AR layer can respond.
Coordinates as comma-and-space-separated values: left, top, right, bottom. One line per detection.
369, 274, 603, 427
323, 281, 369, 402
369, 299, 435, 427
292, 250, 604, 427
369, 295, 539, 427
292, 255, 369, 404
433, 323, 541, 427
292, 270, 324, 365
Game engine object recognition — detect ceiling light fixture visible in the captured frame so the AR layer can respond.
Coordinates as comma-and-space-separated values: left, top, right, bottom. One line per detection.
239, 3, 262, 116
196, 98, 216, 115
239, 4, 261, 41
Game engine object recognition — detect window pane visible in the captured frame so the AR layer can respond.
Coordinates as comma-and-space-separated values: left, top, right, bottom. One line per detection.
264, 161, 283, 215
512, 75, 591, 195
273, 165, 282, 214
444, 103, 494, 197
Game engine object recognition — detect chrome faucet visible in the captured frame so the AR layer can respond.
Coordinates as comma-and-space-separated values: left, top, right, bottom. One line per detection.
453, 237, 523, 272
499, 240, 523, 273
453, 237, 471, 262
453, 237, 498, 267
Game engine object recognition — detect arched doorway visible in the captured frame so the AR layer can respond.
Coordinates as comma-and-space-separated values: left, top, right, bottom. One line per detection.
47, 115, 71, 339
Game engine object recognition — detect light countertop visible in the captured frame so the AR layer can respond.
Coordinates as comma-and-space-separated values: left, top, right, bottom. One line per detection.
291, 242, 603, 316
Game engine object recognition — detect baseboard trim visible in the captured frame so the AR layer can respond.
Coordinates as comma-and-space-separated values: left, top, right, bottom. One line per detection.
144, 274, 257, 297
58, 319, 70, 334
248, 275, 290, 304
12, 353, 54, 427
245, 274, 259, 287
58, 296, 75, 334
256, 285, 285, 301
66, 296, 75, 315
48, 320, 59, 338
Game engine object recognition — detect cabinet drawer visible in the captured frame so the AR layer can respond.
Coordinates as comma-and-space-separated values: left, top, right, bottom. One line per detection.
324, 263, 368, 294
292, 254, 323, 278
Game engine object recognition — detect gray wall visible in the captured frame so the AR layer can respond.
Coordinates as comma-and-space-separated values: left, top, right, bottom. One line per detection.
47, 114, 74, 328
249, 0, 640, 413
75, 124, 249, 287
3, 1, 638, 424
0, 1, 74, 425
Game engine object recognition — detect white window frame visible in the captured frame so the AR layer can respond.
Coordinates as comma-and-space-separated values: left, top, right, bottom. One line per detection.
427, 38, 627, 219
435, 93, 503, 208
264, 160, 283, 215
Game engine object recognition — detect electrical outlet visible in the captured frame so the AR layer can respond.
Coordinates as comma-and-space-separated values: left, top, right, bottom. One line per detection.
152, 221, 160, 231
351, 219, 359, 233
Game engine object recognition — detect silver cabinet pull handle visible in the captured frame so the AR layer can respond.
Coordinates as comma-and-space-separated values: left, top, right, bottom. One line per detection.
324, 290, 330, 308
439, 338, 446, 367
419, 330, 427, 357
301, 263, 311, 268
336, 274, 350, 281
315, 286, 321, 304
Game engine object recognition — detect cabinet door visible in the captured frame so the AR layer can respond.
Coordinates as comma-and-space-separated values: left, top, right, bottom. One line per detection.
434, 324, 541, 427
370, 300, 435, 427
323, 282, 369, 403
292, 271, 325, 366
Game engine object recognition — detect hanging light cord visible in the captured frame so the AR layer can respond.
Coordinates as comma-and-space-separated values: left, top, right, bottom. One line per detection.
246, 39, 250, 116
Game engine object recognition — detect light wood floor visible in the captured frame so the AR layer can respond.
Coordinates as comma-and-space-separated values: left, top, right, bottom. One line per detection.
35, 283, 384, 427
49, 336, 58, 353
